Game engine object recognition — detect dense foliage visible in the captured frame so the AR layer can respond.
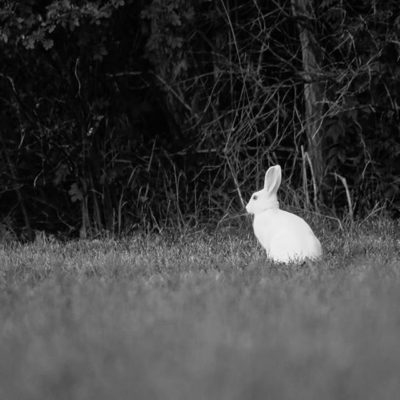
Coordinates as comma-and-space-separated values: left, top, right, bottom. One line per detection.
1, 0, 400, 237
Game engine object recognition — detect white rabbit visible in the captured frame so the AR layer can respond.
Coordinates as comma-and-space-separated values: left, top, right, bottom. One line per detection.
246, 165, 322, 263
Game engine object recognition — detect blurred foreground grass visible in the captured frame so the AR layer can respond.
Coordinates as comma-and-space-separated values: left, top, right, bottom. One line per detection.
0, 219, 400, 399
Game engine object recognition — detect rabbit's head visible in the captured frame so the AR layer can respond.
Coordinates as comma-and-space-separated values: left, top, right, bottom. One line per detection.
246, 165, 281, 215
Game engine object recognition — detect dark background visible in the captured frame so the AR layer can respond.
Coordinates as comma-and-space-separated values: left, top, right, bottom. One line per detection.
1, 0, 400, 239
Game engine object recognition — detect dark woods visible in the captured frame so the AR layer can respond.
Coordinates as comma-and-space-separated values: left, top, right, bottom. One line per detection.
1, 0, 400, 238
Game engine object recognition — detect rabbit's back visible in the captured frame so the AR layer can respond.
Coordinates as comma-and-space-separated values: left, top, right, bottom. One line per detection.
253, 209, 322, 262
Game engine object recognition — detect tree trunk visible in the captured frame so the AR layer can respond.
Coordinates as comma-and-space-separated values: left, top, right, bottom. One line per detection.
291, 0, 324, 200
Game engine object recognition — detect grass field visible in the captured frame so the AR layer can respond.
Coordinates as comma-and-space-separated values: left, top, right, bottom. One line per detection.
0, 218, 400, 399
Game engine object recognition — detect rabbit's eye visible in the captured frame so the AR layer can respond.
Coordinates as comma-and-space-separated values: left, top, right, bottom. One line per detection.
253, 195, 258, 200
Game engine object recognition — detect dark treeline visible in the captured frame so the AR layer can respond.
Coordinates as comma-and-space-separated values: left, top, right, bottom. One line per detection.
1, 0, 400, 238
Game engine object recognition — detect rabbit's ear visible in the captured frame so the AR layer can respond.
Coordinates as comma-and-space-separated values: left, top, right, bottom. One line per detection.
264, 165, 282, 194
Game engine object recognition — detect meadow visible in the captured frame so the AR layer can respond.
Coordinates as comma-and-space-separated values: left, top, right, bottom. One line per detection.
0, 217, 400, 400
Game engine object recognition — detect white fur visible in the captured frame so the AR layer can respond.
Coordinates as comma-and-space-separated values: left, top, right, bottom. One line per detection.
246, 165, 322, 263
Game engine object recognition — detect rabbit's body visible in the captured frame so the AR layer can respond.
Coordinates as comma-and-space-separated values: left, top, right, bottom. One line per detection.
246, 165, 322, 263
253, 208, 322, 263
